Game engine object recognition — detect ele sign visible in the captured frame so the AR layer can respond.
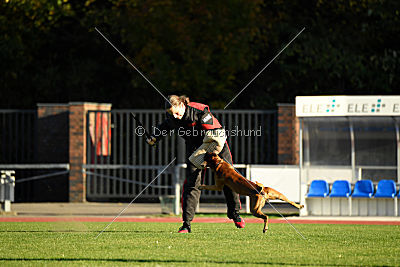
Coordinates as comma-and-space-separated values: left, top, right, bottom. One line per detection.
296, 96, 400, 117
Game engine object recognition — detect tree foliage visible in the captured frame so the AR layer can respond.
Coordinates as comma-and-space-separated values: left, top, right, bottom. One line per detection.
0, 0, 399, 109
241, 0, 400, 108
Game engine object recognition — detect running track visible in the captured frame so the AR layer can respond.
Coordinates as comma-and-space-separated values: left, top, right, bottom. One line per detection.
1, 217, 400, 225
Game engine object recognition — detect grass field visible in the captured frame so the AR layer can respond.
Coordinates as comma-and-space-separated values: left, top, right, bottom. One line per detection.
0, 221, 399, 266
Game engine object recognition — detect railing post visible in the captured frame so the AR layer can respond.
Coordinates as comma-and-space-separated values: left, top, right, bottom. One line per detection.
0, 170, 15, 212
245, 164, 250, 213
173, 165, 181, 215
173, 137, 186, 215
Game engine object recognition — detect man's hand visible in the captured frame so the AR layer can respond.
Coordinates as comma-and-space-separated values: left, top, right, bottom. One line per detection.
146, 136, 157, 146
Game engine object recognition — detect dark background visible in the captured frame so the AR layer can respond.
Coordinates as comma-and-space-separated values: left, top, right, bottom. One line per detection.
1, 0, 399, 110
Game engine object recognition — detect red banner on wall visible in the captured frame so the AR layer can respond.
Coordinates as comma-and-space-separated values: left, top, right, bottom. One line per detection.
89, 112, 111, 156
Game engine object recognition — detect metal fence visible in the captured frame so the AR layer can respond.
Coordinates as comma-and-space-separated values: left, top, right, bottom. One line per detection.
0, 110, 40, 201
0, 108, 277, 202
85, 109, 277, 201
0, 110, 36, 164
0, 110, 69, 202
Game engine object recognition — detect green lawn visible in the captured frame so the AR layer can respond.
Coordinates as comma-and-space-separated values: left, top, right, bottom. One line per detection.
0, 221, 399, 266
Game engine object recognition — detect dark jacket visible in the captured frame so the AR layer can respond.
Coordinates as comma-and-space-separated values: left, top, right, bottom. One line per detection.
153, 102, 223, 148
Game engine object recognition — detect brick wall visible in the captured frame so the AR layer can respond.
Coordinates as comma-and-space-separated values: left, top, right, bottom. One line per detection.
37, 104, 69, 163
277, 104, 299, 165
68, 102, 111, 202
36, 102, 111, 202
36, 104, 70, 201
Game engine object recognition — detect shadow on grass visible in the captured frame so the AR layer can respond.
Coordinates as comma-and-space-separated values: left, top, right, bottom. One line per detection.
0, 257, 345, 266
194, 213, 298, 219
0, 230, 165, 233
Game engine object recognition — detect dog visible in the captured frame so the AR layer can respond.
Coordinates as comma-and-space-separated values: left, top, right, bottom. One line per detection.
199, 152, 304, 233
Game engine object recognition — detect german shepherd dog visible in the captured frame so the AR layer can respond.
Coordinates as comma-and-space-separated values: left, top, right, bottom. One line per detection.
200, 152, 304, 233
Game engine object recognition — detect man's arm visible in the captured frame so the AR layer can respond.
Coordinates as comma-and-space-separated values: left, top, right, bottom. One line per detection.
146, 115, 175, 146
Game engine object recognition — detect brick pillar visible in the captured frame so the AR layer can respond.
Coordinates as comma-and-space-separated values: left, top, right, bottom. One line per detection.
37, 104, 69, 163
277, 104, 300, 165
69, 102, 111, 202
35, 104, 70, 201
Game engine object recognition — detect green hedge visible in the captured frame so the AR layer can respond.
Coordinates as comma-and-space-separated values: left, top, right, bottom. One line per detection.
1, 0, 399, 109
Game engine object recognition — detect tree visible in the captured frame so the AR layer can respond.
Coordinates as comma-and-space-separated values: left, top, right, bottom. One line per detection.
236, 0, 400, 109
0, 0, 399, 109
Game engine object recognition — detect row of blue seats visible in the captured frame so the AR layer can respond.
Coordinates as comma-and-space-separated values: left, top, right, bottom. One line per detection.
307, 179, 399, 198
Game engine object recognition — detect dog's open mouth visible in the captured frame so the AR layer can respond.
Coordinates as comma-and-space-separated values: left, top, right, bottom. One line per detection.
204, 152, 213, 162
204, 152, 218, 168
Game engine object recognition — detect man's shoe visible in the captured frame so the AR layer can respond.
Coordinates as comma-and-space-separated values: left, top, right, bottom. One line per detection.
228, 212, 245, 229
178, 223, 191, 233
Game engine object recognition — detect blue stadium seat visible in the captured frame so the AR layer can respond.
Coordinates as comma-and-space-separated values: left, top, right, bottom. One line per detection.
329, 180, 351, 197
307, 180, 329, 197
351, 180, 374, 198
374, 180, 397, 198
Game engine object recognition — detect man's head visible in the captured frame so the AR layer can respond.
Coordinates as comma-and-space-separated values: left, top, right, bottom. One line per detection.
165, 95, 189, 120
